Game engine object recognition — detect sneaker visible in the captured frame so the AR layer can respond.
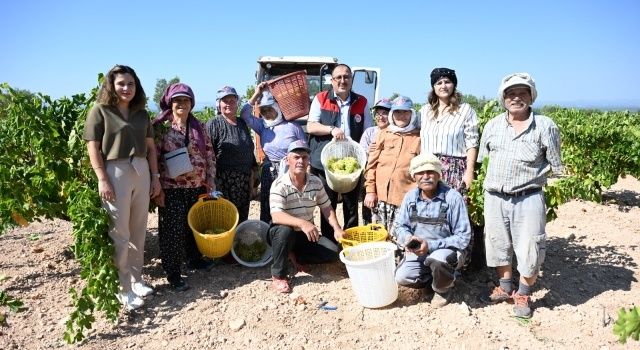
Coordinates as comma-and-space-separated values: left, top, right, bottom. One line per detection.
168, 277, 190, 292
116, 291, 145, 311
512, 293, 532, 318
187, 258, 215, 271
431, 290, 453, 308
271, 276, 291, 294
131, 281, 154, 297
480, 286, 512, 304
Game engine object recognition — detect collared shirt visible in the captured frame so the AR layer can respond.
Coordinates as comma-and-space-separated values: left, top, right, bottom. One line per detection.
308, 93, 373, 138
419, 102, 479, 157
337, 95, 352, 136
364, 129, 420, 206
478, 111, 563, 193
394, 184, 471, 252
270, 172, 331, 229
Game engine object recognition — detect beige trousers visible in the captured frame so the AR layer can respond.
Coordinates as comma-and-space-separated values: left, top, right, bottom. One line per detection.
103, 157, 150, 293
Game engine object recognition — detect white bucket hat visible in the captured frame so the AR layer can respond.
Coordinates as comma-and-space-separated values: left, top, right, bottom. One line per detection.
497, 72, 537, 108
409, 153, 442, 177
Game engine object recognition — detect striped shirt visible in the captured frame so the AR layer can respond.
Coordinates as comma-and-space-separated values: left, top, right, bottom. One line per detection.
359, 126, 381, 159
419, 102, 479, 157
478, 111, 563, 193
270, 172, 331, 228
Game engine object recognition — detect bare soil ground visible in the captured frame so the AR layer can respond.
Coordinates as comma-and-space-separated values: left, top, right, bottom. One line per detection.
1, 177, 639, 350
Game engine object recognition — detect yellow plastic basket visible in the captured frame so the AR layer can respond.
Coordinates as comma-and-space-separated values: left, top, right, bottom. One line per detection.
188, 195, 239, 258
340, 224, 388, 248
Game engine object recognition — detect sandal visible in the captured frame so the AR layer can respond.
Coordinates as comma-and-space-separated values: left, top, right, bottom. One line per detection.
271, 276, 291, 294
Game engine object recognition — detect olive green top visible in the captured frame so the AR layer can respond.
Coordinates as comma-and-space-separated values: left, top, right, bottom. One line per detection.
83, 104, 153, 160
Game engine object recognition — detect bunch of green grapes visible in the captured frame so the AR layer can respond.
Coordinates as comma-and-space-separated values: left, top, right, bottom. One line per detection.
235, 241, 267, 262
327, 156, 360, 175
613, 306, 640, 344
204, 228, 227, 235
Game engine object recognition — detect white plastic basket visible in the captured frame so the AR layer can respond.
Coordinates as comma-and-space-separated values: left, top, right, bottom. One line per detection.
339, 241, 398, 308
320, 138, 367, 194
231, 220, 272, 267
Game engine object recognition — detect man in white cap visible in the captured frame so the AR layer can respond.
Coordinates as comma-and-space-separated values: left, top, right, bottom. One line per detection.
478, 73, 563, 318
267, 140, 345, 293
394, 153, 472, 307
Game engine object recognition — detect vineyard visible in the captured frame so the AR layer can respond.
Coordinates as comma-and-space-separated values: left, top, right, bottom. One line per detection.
1, 79, 639, 347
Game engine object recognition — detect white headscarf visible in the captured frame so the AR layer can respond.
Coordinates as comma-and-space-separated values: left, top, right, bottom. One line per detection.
387, 109, 417, 133
262, 103, 284, 128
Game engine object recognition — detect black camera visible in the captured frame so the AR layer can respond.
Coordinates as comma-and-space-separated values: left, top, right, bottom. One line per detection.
405, 239, 421, 249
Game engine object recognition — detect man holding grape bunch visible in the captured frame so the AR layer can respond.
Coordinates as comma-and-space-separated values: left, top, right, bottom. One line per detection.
307, 64, 372, 243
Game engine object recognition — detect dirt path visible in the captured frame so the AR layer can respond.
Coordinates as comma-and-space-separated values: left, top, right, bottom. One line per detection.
1, 177, 639, 349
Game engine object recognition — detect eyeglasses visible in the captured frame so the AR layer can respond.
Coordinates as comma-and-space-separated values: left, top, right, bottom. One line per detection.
375, 111, 389, 117
332, 75, 351, 81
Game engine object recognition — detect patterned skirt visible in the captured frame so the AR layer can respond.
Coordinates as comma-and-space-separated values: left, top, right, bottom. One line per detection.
375, 201, 400, 238
436, 154, 467, 192
216, 168, 251, 223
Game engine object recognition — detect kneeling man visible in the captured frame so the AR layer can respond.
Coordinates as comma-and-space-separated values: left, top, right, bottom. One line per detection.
268, 140, 345, 293
394, 153, 472, 307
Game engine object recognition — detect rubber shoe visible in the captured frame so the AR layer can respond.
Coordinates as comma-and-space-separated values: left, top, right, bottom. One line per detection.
423, 284, 435, 302
187, 258, 215, 271
480, 286, 511, 304
512, 293, 532, 318
169, 277, 190, 292
431, 290, 452, 308
131, 282, 154, 297
271, 276, 291, 294
116, 291, 145, 311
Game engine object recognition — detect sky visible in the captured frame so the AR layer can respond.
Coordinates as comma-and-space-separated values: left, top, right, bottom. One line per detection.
2, 0, 639, 109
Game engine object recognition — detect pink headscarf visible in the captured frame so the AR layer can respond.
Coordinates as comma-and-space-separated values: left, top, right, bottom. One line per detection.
152, 83, 207, 157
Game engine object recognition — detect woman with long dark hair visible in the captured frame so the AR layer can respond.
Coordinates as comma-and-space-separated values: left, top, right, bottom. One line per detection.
83, 65, 161, 310
419, 68, 479, 191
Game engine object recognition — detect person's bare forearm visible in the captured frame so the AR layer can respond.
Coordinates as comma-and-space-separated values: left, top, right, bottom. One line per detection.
87, 141, 108, 181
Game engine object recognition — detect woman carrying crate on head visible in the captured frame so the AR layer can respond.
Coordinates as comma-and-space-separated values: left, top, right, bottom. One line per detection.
240, 82, 306, 223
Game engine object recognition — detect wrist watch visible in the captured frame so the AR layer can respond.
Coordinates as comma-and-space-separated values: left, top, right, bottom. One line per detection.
329, 126, 335, 134
152, 173, 160, 178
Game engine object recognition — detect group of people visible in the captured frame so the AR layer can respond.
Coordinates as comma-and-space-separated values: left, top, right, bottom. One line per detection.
83, 64, 562, 320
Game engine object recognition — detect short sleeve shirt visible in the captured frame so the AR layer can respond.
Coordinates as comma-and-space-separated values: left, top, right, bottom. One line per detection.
270, 173, 331, 229
83, 104, 152, 160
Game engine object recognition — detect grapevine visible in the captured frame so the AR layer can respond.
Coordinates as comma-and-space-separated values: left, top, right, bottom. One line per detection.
0, 79, 638, 344
0, 76, 120, 343
0, 290, 25, 326
466, 99, 640, 226
613, 306, 640, 344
